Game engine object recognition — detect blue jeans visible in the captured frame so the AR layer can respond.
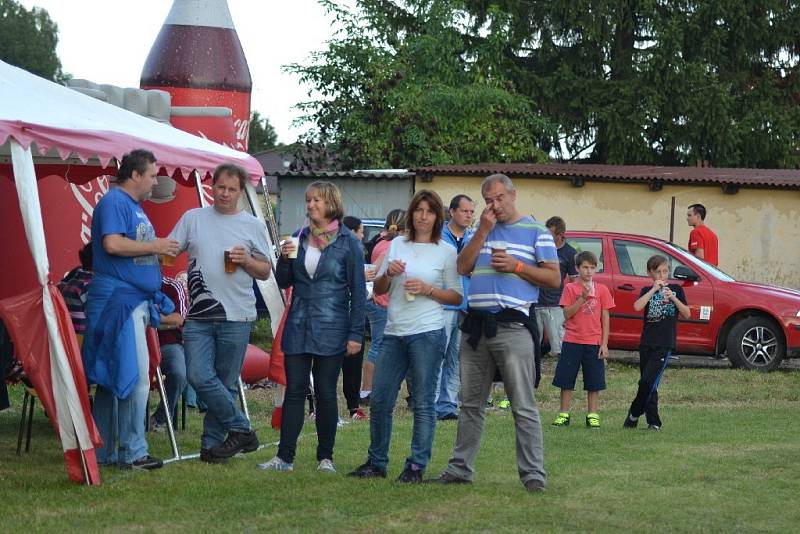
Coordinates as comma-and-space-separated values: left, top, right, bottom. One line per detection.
278, 353, 344, 463
153, 343, 187, 424
435, 310, 462, 418
184, 320, 252, 449
365, 301, 388, 363
93, 302, 150, 465
368, 328, 445, 471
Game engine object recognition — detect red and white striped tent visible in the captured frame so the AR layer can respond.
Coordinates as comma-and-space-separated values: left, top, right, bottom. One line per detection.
0, 60, 263, 484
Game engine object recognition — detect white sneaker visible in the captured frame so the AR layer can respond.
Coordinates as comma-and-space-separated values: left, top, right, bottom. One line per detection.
317, 459, 336, 473
256, 456, 293, 472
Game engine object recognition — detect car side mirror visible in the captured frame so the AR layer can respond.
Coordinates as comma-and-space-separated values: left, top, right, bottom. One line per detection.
673, 266, 700, 282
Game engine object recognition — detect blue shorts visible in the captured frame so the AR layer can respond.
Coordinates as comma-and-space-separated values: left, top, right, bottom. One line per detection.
552, 341, 606, 391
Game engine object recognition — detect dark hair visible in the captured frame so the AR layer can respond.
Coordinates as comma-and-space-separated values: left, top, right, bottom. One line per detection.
688, 203, 707, 220
575, 250, 597, 267
407, 189, 445, 243
546, 216, 566, 235
117, 149, 156, 183
646, 254, 669, 272
449, 194, 473, 211
213, 163, 248, 190
78, 242, 93, 271
342, 215, 362, 232
384, 208, 406, 239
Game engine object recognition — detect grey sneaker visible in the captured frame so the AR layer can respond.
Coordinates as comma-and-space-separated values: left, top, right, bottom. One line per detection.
317, 459, 336, 473
256, 456, 293, 472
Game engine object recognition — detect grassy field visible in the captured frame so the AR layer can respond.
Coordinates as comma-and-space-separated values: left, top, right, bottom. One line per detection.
2, 360, 799, 532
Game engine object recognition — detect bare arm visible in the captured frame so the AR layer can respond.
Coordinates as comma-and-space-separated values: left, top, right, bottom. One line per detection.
374, 259, 406, 296
242, 256, 271, 280
562, 295, 584, 320
103, 234, 179, 257
159, 312, 184, 329
599, 310, 610, 358
457, 207, 495, 275
633, 284, 661, 311
693, 248, 705, 259
229, 246, 271, 280
667, 289, 692, 319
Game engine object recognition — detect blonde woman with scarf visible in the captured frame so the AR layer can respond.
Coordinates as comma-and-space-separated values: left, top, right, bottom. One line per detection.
258, 181, 366, 473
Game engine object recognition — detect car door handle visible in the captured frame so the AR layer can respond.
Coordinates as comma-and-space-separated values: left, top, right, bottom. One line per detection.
617, 284, 635, 291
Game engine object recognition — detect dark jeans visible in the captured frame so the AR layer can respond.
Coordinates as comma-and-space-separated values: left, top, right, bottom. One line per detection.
278, 353, 345, 463
628, 345, 670, 426
342, 343, 364, 412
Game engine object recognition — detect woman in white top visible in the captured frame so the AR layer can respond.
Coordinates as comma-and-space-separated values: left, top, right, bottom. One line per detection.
349, 190, 462, 483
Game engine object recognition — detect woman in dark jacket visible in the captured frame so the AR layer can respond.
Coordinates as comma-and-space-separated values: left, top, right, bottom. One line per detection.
258, 181, 366, 473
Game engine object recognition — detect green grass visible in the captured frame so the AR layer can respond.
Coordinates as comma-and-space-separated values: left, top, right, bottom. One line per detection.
2, 361, 799, 532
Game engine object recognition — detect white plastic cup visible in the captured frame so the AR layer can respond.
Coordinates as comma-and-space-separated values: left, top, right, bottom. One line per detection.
405, 291, 416, 302
287, 237, 299, 259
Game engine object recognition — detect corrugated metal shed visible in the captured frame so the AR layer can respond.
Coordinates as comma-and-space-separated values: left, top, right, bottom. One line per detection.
414, 164, 800, 190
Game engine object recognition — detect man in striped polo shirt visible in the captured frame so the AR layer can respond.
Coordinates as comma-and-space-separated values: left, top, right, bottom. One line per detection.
431, 174, 560, 492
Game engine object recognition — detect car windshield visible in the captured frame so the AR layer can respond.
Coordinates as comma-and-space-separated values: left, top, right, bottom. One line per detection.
665, 243, 735, 282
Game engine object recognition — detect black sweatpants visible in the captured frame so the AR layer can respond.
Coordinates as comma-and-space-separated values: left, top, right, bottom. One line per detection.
627, 345, 670, 427
342, 342, 365, 412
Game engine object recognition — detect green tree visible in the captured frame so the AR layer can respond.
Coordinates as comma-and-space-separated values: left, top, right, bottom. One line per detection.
247, 111, 279, 154
287, 0, 553, 169
461, 0, 800, 167
0, 0, 65, 82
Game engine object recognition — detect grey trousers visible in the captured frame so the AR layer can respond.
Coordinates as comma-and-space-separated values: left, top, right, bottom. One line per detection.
444, 322, 546, 485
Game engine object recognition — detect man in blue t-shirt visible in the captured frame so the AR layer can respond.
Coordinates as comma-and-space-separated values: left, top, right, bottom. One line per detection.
432, 174, 560, 493
84, 149, 179, 471
436, 194, 475, 420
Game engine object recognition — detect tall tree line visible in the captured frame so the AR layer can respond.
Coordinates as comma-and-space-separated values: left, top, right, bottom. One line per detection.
291, 0, 799, 168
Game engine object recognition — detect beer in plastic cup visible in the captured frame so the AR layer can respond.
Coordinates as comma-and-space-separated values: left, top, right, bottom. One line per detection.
161, 254, 175, 267
490, 241, 508, 255
224, 249, 236, 273
405, 291, 416, 302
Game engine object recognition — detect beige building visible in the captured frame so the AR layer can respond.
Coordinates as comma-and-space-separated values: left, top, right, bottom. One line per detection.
414, 164, 800, 289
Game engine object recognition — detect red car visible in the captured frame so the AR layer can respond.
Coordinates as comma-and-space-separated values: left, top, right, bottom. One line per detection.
565, 231, 800, 371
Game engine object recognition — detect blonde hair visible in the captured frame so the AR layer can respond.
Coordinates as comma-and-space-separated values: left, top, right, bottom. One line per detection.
306, 181, 345, 222
384, 208, 406, 238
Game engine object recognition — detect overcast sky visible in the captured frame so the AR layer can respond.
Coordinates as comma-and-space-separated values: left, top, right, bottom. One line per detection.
19, 0, 338, 145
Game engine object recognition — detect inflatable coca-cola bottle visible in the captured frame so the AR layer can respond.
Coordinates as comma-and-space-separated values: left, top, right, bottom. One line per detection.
140, 0, 252, 150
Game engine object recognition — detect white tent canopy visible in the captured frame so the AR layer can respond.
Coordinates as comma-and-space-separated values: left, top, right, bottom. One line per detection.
0, 60, 262, 181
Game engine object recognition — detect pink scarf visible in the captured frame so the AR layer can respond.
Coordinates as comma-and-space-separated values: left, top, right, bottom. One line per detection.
308, 220, 340, 250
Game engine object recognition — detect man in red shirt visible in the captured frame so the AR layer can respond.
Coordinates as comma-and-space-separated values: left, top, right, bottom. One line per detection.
687, 204, 719, 266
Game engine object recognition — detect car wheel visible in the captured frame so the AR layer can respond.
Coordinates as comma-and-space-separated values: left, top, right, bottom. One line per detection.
726, 316, 785, 371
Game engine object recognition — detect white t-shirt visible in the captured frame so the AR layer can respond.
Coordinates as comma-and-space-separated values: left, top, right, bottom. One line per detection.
304, 244, 322, 278
378, 237, 462, 336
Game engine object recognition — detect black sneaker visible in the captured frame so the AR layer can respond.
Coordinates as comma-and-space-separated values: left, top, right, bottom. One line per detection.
623, 414, 639, 428
209, 429, 259, 459
524, 479, 546, 492
120, 455, 163, 470
200, 448, 228, 464
647, 424, 661, 431
397, 466, 423, 484
347, 461, 387, 478
426, 472, 471, 484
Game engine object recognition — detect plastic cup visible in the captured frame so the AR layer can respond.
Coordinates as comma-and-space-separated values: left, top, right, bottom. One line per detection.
287, 237, 299, 259
405, 291, 416, 302
491, 241, 508, 255
224, 249, 236, 273
160, 254, 175, 267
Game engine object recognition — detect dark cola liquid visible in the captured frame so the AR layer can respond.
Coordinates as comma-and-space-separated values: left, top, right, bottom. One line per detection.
141, 24, 251, 92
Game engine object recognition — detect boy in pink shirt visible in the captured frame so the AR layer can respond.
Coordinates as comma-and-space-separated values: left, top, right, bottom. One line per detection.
551, 251, 615, 428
